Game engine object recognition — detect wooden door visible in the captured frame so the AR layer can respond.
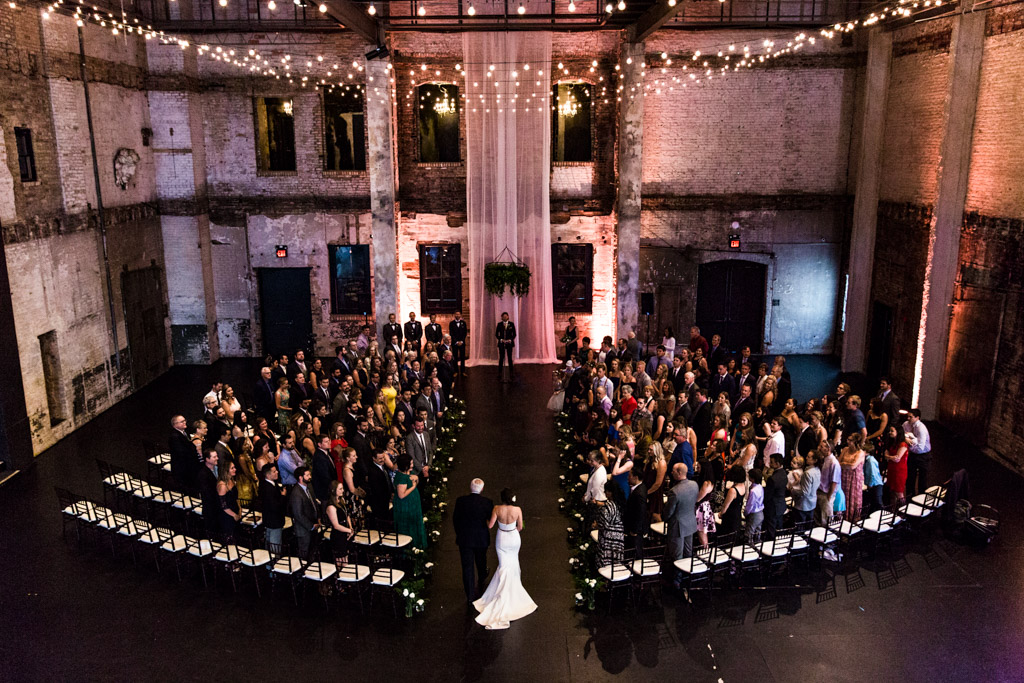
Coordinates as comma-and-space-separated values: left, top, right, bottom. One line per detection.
122, 267, 169, 389
696, 260, 767, 352
939, 289, 1003, 444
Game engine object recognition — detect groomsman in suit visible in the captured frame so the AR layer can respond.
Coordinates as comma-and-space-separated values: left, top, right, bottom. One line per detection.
453, 478, 494, 601
495, 312, 516, 382
449, 310, 469, 376
405, 312, 423, 356
253, 366, 276, 423
382, 313, 403, 348
425, 314, 443, 345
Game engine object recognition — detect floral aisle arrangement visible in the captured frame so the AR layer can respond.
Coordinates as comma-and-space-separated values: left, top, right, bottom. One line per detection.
395, 397, 467, 616
555, 413, 607, 610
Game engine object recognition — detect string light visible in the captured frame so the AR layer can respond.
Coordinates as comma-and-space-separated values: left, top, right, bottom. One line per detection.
218, 0, 227, 6
417, 3, 425, 15
467, 2, 475, 14
267, 0, 276, 9
367, 2, 375, 13
517, 2, 525, 13
567, 0, 575, 10
617, 0, 625, 9
318, 2, 326, 11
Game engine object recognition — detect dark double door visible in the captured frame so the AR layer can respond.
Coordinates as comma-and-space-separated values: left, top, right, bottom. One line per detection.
122, 267, 169, 389
695, 259, 767, 352
258, 268, 313, 358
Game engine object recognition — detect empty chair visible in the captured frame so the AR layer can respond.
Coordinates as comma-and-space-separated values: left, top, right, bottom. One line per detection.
335, 561, 372, 613
303, 550, 339, 609
268, 542, 304, 605
237, 545, 273, 597
369, 559, 405, 616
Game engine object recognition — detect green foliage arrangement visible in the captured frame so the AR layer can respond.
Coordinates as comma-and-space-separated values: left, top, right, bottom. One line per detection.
484, 262, 532, 298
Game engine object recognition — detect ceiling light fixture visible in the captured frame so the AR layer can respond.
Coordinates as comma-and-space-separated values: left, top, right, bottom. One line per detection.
517, 1, 525, 12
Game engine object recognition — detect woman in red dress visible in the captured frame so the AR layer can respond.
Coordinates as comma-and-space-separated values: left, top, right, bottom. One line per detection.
884, 424, 909, 505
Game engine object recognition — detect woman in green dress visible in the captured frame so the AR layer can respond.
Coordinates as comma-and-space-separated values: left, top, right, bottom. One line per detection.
393, 454, 427, 549
274, 377, 291, 436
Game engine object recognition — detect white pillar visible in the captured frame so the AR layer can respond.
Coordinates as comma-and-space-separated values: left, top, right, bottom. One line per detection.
913, 12, 986, 418
842, 28, 892, 372
616, 41, 644, 342
365, 57, 397, 330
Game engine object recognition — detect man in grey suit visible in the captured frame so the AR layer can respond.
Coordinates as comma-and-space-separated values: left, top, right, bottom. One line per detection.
287, 466, 320, 559
663, 463, 699, 562
406, 416, 434, 509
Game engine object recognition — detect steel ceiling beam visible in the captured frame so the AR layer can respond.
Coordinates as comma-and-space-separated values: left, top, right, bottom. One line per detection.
627, 0, 685, 41
320, 0, 381, 43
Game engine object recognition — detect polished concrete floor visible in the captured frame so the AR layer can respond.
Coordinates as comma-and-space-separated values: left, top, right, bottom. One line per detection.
1, 359, 1022, 682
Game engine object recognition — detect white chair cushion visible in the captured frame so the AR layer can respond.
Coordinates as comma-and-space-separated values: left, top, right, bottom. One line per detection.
271, 556, 303, 574
649, 521, 667, 536
96, 512, 129, 530
703, 548, 731, 566
727, 544, 759, 562
673, 557, 709, 575
590, 529, 599, 543
336, 564, 371, 582
137, 527, 172, 544
118, 520, 152, 537
172, 495, 200, 510
186, 539, 220, 557
597, 564, 631, 582
757, 540, 790, 557
352, 529, 381, 546
132, 483, 164, 499
151, 490, 177, 504
239, 510, 263, 527
837, 521, 863, 537
790, 535, 809, 551
75, 504, 111, 523
103, 473, 132, 486
804, 527, 838, 545
371, 568, 405, 586
214, 544, 241, 562
304, 562, 338, 581
380, 533, 413, 548
160, 535, 188, 552
911, 493, 945, 508
630, 559, 662, 577
161, 462, 172, 472
860, 517, 892, 533
900, 503, 933, 518
148, 453, 172, 465
240, 549, 272, 567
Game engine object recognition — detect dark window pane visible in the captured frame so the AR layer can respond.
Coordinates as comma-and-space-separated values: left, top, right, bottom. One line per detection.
324, 87, 366, 171
418, 84, 460, 163
551, 244, 593, 312
419, 244, 462, 313
329, 244, 371, 315
552, 82, 592, 163
255, 97, 296, 172
14, 128, 36, 183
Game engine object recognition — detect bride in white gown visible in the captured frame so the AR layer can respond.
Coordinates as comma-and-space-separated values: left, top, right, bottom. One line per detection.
473, 489, 538, 630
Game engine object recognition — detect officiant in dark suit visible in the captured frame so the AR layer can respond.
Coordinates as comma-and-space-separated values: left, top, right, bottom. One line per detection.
495, 312, 516, 382
453, 478, 494, 601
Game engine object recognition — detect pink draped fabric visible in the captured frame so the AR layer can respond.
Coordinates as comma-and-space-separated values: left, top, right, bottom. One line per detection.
464, 31, 557, 366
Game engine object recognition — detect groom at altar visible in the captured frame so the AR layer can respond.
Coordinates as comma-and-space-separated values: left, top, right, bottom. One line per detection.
495, 312, 516, 382
453, 478, 494, 602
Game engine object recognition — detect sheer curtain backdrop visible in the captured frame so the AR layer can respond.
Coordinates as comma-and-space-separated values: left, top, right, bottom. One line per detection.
465, 31, 557, 366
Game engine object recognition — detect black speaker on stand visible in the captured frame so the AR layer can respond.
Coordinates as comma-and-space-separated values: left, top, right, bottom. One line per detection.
640, 292, 654, 359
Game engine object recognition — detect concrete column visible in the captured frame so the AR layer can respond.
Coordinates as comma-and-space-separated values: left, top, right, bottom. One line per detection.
913, 12, 986, 418
366, 57, 397, 331
616, 41, 644, 342
842, 28, 892, 373
0, 128, 15, 225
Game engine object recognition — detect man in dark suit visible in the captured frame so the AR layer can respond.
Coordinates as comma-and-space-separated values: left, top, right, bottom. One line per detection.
289, 348, 309, 382
382, 313, 403, 348
363, 371, 380, 409
425, 314, 443, 345
707, 334, 728, 371
315, 376, 334, 412
406, 417, 434, 509
736, 361, 756, 392
877, 377, 901, 428
169, 415, 198, 492
331, 346, 352, 378
365, 450, 394, 526
271, 354, 289, 387
623, 469, 648, 556
287, 466, 320, 559
437, 350, 456, 396
253, 366, 276, 424
664, 463, 699, 565
347, 417, 373, 471
453, 478, 494, 601
708, 363, 737, 403
396, 388, 416, 430
311, 435, 336, 503
404, 312, 423, 356
669, 356, 687, 394
198, 449, 221, 538
291, 372, 312, 403
732, 384, 756, 425
795, 412, 818, 464
764, 453, 789, 537
449, 311, 468, 376
690, 387, 713, 450
495, 311, 516, 381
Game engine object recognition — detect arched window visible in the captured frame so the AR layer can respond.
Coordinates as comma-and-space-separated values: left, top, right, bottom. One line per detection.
418, 83, 460, 163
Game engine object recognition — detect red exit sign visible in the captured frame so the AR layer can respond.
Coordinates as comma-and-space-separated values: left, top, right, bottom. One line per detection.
728, 234, 740, 250
275, 245, 288, 258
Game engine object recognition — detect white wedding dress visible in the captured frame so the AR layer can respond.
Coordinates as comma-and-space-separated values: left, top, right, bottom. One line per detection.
473, 521, 538, 630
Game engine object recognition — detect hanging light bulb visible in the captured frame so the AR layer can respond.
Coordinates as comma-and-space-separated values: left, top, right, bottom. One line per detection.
567, 0, 575, 10
605, 2, 613, 11
668, 0, 676, 5
318, 2, 326, 10
617, 0, 625, 9
467, 2, 475, 13
218, 0, 227, 6
517, 1, 525, 12
367, 2, 375, 13
268, 0, 276, 9
417, 3, 425, 14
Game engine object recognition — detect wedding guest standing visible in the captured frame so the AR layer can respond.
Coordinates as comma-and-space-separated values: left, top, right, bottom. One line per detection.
596, 482, 625, 569
394, 454, 428, 549
664, 462, 699, 563
449, 311, 469, 376
563, 316, 579, 361
259, 463, 287, 548
902, 409, 931, 497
